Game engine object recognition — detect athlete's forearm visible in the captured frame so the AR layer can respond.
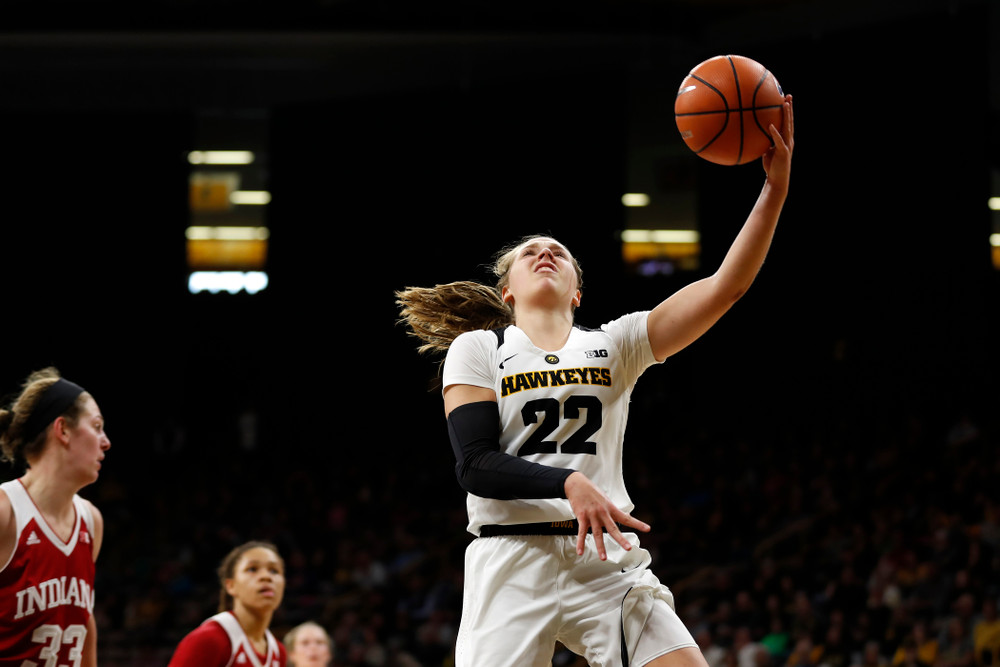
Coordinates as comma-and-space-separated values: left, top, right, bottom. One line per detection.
712, 179, 786, 301
448, 401, 573, 499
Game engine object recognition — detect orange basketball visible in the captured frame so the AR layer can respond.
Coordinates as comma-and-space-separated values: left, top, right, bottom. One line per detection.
674, 55, 785, 166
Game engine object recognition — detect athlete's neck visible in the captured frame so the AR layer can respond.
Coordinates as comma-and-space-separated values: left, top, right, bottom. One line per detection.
19, 471, 79, 541
514, 308, 574, 352
232, 606, 273, 655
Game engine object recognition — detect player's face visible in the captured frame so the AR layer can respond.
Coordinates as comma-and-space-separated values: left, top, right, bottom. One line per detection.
289, 625, 332, 667
502, 237, 581, 311
226, 547, 286, 612
65, 396, 111, 484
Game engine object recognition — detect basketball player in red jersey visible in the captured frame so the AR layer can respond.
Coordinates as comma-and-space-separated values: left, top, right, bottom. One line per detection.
168, 540, 288, 667
0, 367, 110, 667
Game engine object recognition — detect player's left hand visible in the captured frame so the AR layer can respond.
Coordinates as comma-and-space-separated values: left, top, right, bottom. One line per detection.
564, 472, 650, 560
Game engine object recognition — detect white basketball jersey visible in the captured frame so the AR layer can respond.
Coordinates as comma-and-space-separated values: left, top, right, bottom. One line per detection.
442, 311, 660, 535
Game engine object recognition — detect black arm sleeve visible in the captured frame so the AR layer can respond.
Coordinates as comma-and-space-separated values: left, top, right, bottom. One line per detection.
447, 400, 574, 500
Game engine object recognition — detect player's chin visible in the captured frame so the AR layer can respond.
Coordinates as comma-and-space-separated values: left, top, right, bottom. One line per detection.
77, 468, 101, 486
256, 592, 284, 608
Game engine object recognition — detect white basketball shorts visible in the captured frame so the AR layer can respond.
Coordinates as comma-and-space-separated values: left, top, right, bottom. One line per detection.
454, 532, 698, 667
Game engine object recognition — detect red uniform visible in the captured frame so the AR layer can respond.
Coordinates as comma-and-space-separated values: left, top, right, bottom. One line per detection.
169, 611, 286, 667
0, 479, 96, 667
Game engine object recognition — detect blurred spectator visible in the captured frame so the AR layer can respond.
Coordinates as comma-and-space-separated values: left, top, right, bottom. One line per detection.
787, 635, 822, 667
760, 616, 792, 664
284, 621, 333, 667
891, 620, 938, 667
819, 620, 852, 667
735, 626, 767, 667
854, 640, 889, 667
696, 624, 731, 667
935, 617, 974, 667
972, 598, 1000, 667
896, 637, 933, 667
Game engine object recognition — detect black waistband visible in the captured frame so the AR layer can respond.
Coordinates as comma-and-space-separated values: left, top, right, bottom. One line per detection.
478, 520, 625, 537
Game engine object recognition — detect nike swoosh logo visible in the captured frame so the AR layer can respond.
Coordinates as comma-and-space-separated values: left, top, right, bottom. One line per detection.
499, 354, 518, 369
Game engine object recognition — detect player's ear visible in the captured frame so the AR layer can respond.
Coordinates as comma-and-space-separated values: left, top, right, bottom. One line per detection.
572, 290, 581, 308
501, 286, 514, 305
52, 416, 72, 446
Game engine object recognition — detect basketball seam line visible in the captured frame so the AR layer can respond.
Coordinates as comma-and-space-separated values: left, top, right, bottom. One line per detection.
726, 55, 745, 164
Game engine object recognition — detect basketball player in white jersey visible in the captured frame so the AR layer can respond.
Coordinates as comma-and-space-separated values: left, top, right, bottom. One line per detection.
397, 97, 793, 666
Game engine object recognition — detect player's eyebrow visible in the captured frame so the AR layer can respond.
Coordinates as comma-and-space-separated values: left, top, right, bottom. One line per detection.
520, 239, 569, 255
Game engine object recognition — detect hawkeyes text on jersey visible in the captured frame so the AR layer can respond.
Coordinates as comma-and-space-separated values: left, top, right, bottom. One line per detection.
500, 366, 613, 397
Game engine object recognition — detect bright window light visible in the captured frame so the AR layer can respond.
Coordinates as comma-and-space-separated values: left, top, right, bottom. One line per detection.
187, 150, 255, 165
621, 193, 650, 207
229, 190, 271, 205
186, 226, 270, 241
989, 197, 1000, 211
188, 271, 269, 295
621, 229, 700, 244
991, 234, 1000, 247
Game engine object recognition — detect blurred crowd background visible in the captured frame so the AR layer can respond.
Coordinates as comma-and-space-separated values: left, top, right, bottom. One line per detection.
0, 2, 996, 666
71, 355, 998, 667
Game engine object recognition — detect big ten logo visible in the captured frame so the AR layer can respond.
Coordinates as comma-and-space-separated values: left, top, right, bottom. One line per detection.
584, 349, 608, 359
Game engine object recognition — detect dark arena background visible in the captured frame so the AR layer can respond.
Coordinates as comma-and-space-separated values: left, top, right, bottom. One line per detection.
1, 1, 998, 665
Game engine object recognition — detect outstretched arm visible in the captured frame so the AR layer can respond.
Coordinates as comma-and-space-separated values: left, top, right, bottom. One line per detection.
647, 95, 794, 362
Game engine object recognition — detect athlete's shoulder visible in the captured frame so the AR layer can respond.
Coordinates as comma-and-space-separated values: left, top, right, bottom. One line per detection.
0, 480, 26, 539
191, 617, 233, 642
446, 327, 509, 362
275, 637, 289, 664
452, 326, 506, 348
598, 311, 650, 341
75, 496, 103, 561
443, 327, 511, 391
73, 495, 99, 528
0, 484, 12, 524
0, 479, 24, 506
601, 310, 650, 330
0, 485, 13, 567
168, 618, 232, 667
